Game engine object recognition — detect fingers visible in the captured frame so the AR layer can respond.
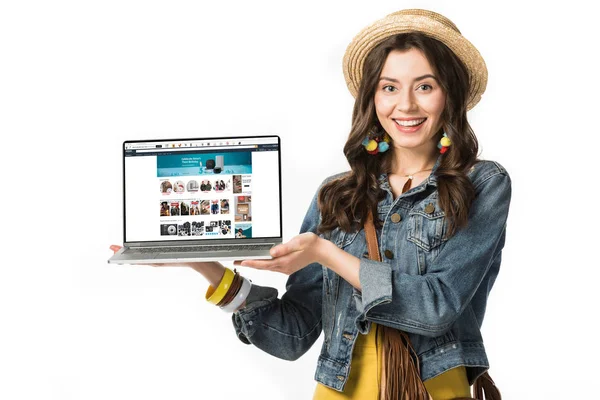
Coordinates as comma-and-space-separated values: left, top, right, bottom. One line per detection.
236, 253, 296, 272
234, 259, 269, 267
238, 259, 277, 270
270, 242, 294, 257
234, 259, 277, 269
271, 239, 299, 257
109, 246, 183, 267
144, 262, 178, 267
270, 232, 315, 257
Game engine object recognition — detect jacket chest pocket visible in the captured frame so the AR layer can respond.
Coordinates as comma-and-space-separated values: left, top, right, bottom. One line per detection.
407, 200, 449, 254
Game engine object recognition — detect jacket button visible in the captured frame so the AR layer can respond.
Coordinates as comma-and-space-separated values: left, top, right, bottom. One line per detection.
424, 204, 435, 214
391, 213, 401, 223
384, 249, 394, 259
337, 375, 345, 381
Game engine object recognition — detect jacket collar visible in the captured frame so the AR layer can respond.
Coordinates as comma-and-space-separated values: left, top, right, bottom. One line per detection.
378, 152, 442, 191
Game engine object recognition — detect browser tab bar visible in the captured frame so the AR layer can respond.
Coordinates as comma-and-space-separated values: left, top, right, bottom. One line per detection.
126, 137, 278, 151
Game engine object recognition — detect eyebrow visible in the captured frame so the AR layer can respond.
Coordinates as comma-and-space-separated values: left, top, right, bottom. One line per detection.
379, 74, 439, 83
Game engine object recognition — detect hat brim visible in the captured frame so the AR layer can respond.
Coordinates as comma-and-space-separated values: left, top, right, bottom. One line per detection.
343, 11, 488, 111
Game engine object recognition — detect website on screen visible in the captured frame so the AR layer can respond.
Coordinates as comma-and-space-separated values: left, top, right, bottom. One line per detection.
124, 137, 280, 242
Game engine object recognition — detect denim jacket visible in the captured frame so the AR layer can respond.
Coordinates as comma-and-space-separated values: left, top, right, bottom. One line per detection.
232, 154, 512, 392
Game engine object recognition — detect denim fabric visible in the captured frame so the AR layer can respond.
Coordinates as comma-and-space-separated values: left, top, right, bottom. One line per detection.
232, 154, 512, 392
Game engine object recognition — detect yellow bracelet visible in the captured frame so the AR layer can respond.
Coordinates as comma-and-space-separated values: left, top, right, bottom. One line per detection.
205, 268, 235, 305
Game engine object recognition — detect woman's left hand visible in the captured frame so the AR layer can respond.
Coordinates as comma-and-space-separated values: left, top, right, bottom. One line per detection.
234, 232, 324, 275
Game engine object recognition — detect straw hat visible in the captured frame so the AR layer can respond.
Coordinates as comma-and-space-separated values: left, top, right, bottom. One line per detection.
342, 9, 488, 110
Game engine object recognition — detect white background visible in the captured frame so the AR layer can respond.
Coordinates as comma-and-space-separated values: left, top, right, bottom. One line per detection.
1, 1, 597, 399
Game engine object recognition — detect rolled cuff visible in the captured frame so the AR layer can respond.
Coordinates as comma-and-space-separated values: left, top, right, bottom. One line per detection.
231, 283, 278, 345
355, 258, 392, 315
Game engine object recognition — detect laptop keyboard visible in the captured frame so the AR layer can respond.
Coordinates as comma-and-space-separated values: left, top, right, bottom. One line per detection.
124, 244, 274, 254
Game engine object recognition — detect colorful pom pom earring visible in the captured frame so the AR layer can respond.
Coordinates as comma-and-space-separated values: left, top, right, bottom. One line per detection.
362, 126, 390, 155
437, 132, 452, 154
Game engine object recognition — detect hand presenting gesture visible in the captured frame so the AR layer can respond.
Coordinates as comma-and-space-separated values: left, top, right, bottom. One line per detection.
235, 232, 327, 275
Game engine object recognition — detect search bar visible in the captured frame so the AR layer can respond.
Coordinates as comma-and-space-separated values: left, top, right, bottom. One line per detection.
136, 145, 258, 153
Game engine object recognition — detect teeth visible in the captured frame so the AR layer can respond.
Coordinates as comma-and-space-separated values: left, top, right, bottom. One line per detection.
395, 118, 426, 127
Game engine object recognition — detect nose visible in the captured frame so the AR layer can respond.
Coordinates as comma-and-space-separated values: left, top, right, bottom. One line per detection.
395, 89, 418, 113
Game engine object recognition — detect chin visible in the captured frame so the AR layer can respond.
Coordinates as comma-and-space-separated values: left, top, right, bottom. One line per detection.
390, 137, 423, 148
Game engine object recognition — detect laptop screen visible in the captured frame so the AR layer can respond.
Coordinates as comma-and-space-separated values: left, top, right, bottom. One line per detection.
123, 136, 281, 243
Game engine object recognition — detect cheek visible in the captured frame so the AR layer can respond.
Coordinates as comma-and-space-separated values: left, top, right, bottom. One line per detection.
374, 95, 395, 115
422, 94, 446, 118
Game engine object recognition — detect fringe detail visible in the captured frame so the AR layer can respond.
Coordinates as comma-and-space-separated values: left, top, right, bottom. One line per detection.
365, 209, 502, 400
473, 372, 502, 400
379, 325, 430, 400
377, 324, 504, 400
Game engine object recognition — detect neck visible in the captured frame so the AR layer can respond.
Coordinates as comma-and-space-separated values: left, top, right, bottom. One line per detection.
390, 145, 438, 176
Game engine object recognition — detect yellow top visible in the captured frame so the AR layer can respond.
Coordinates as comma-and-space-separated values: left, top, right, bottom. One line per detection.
313, 323, 470, 400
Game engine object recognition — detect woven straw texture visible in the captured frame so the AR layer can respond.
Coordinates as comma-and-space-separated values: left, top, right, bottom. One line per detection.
342, 9, 488, 111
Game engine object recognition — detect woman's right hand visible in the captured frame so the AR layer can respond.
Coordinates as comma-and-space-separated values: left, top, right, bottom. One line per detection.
109, 245, 227, 287
109, 245, 247, 311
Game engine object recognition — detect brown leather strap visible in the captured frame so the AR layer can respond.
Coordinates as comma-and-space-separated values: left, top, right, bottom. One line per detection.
363, 209, 501, 400
364, 210, 381, 262
365, 210, 429, 400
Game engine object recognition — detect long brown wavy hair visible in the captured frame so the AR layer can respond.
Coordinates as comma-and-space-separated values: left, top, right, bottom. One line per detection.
317, 32, 480, 239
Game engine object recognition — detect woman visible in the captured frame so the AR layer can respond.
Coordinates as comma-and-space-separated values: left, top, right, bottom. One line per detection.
111, 9, 510, 400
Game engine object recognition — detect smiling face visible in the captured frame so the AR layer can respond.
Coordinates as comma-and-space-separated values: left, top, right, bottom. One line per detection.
374, 48, 446, 154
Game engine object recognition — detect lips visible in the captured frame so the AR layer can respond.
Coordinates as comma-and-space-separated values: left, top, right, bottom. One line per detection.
392, 117, 427, 133
393, 118, 427, 127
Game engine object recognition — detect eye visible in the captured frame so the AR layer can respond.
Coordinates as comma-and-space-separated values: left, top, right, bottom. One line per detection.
418, 84, 433, 91
382, 85, 396, 92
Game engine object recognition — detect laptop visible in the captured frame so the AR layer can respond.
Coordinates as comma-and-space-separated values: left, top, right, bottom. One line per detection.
108, 135, 282, 264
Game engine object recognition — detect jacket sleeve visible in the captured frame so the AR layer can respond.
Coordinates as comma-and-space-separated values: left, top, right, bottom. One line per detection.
355, 170, 512, 337
231, 183, 324, 361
